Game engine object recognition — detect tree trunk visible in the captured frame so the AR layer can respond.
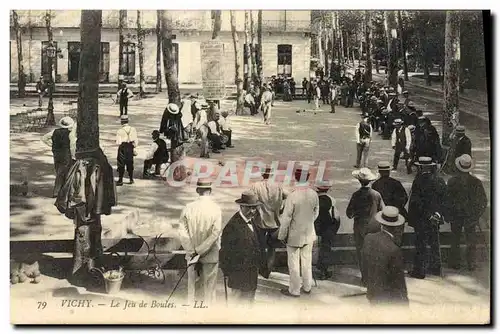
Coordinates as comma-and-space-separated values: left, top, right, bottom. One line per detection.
211, 10, 221, 39
156, 10, 162, 92
324, 30, 330, 77
118, 10, 127, 87
317, 21, 324, 67
386, 11, 399, 91
364, 10, 373, 83
443, 11, 461, 146
137, 10, 145, 97
257, 10, 263, 86
250, 11, 257, 85
45, 10, 55, 125
77, 10, 102, 152
12, 10, 26, 98
230, 11, 245, 115
160, 11, 181, 105
398, 11, 409, 81
244, 11, 252, 90
339, 20, 345, 63
358, 30, 362, 67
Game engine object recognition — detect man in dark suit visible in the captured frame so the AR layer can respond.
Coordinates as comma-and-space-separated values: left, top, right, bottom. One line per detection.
346, 168, 385, 285
372, 161, 409, 220
442, 125, 473, 175
362, 206, 409, 306
220, 191, 262, 305
446, 154, 487, 271
408, 157, 448, 279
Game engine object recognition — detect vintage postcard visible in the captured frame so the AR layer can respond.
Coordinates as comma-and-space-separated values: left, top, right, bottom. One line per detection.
9, 9, 491, 324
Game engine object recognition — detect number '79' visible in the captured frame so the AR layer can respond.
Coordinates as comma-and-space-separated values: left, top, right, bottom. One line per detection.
37, 301, 47, 309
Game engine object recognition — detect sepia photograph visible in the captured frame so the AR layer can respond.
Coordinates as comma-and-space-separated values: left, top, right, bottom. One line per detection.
8, 8, 491, 324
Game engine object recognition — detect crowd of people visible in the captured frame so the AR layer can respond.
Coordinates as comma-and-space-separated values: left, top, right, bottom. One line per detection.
39, 71, 487, 308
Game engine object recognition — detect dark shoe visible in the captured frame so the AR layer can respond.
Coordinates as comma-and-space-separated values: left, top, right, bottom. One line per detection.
300, 288, 311, 294
143, 173, 152, 179
353, 165, 360, 168
129, 179, 134, 185
212, 150, 221, 154
408, 271, 425, 279
280, 289, 300, 298
116, 180, 123, 186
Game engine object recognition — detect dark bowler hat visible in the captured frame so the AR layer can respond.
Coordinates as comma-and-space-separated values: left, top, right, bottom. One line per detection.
414, 156, 436, 166
377, 161, 392, 171
375, 206, 405, 226
235, 190, 262, 206
196, 179, 213, 189
262, 166, 273, 176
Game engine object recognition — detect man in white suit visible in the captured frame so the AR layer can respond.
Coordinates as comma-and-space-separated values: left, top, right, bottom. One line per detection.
278, 168, 319, 297
178, 179, 222, 305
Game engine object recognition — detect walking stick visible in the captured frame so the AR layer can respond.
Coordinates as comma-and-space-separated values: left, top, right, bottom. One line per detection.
224, 276, 228, 306
430, 212, 444, 278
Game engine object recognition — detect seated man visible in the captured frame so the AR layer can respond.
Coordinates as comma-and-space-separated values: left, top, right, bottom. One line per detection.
218, 111, 234, 148
207, 111, 224, 153
143, 130, 169, 178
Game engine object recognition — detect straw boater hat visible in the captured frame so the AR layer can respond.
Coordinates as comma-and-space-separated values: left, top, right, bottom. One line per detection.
352, 168, 379, 182
393, 118, 403, 126
403, 90, 409, 95
120, 115, 129, 123
316, 180, 333, 192
456, 125, 466, 134
377, 161, 392, 171
59, 116, 74, 129
167, 103, 179, 115
375, 206, 405, 227
196, 179, 212, 189
235, 190, 262, 206
455, 154, 474, 172
414, 156, 436, 167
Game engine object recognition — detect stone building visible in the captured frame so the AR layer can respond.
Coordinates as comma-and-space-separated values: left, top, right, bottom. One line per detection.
9, 10, 311, 86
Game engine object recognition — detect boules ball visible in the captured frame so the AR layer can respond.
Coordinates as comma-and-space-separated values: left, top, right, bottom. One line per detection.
18, 273, 28, 283
32, 276, 41, 284
11, 275, 19, 285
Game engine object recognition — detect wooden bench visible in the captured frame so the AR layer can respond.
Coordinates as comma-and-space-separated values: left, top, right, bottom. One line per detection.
10, 108, 47, 133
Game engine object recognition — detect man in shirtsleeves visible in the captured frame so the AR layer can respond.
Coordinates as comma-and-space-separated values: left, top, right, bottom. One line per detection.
178, 179, 222, 305
115, 115, 138, 186
354, 114, 373, 168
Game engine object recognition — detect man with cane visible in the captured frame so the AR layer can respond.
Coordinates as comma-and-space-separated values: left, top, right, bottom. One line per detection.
178, 179, 222, 305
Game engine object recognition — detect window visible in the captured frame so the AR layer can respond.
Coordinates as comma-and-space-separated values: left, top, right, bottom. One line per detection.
41, 41, 58, 81
100, 42, 110, 82
277, 44, 292, 76
120, 42, 135, 76
243, 44, 259, 75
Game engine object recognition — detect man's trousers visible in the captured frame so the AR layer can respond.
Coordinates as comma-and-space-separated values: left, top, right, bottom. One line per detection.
356, 142, 370, 167
187, 262, 218, 306
286, 243, 313, 295
450, 220, 478, 269
412, 223, 442, 276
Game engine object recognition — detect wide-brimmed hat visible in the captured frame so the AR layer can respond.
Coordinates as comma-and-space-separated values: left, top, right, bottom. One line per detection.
455, 154, 474, 172
456, 125, 466, 133
235, 190, 262, 206
414, 156, 436, 166
59, 116, 74, 129
402, 90, 409, 95
377, 161, 392, 171
193, 101, 202, 110
167, 103, 179, 115
375, 206, 405, 227
352, 168, 379, 182
393, 118, 403, 125
196, 179, 212, 189
316, 180, 333, 192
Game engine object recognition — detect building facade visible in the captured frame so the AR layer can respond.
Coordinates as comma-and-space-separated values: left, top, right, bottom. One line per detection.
10, 10, 311, 85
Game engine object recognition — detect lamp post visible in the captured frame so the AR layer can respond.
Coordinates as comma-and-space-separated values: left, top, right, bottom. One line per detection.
45, 42, 56, 125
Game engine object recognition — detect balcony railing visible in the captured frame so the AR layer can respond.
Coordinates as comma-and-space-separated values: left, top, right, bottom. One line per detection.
262, 20, 311, 32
